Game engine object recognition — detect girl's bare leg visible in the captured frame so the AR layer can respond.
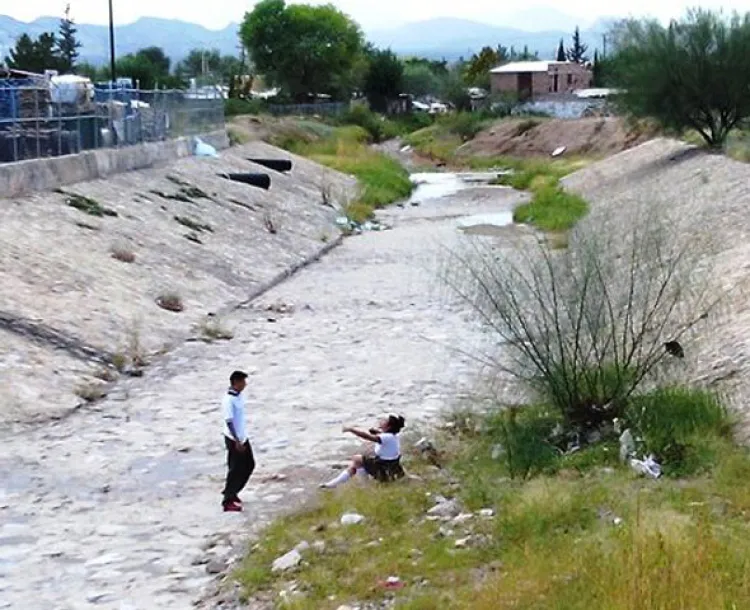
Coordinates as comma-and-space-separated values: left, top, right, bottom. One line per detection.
322, 455, 363, 489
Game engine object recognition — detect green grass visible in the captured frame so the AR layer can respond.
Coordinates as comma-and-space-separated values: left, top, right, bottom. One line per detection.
512, 185, 589, 232
280, 124, 413, 222
234, 386, 750, 610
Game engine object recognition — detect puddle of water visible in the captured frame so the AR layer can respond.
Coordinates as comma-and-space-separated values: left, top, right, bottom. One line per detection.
457, 212, 514, 235
409, 173, 466, 204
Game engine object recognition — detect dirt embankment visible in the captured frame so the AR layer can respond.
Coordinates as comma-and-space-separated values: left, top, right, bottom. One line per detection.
562, 138, 750, 438
0, 141, 356, 423
459, 117, 657, 159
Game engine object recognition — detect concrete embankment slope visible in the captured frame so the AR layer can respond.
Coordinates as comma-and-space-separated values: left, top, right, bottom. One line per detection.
562, 138, 750, 436
0, 141, 355, 423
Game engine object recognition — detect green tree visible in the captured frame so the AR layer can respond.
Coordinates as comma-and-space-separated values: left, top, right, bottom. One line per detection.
441, 69, 471, 111
402, 63, 442, 97
567, 26, 589, 63
363, 48, 403, 113
176, 49, 245, 86
76, 61, 103, 81
57, 4, 81, 73
556, 38, 566, 61
240, 0, 364, 101
464, 46, 501, 89
591, 50, 602, 86
116, 47, 182, 89
613, 10, 750, 147
5, 32, 62, 73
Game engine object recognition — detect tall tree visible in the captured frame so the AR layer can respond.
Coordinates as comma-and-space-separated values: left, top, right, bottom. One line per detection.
116, 47, 182, 89
567, 26, 589, 63
592, 49, 602, 86
5, 32, 62, 73
465, 46, 501, 89
240, 0, 364, 102
363, 48, 403, 112
556, 38, 566, 61
57, 4, 81, 73
614, 10, 750, 147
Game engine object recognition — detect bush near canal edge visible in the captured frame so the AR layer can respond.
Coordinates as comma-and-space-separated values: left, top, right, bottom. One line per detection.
230, 170, 748, 609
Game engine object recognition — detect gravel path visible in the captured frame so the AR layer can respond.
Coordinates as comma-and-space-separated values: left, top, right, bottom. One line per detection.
0, 183, 523, 609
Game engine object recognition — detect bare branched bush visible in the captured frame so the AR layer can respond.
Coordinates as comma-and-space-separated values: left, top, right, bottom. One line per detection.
442, 207, 722, 433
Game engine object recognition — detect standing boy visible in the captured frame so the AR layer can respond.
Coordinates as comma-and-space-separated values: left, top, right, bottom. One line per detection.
221, 370, 255, 512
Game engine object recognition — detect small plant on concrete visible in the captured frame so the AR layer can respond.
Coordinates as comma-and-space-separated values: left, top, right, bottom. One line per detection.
263, 213, 278, 234
110, 245, 136, 263
175, 216, 213, 233
75, 381, 107, 403
199, 317, 234, 342
61, 190, 118, 217
184, 232, 203, 245
156, 292, 184, 313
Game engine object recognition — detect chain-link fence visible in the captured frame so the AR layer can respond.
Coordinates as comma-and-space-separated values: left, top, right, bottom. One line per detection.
0, 82, 225, 163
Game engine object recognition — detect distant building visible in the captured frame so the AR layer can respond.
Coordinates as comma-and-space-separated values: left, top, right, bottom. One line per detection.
490, 61, 593, 101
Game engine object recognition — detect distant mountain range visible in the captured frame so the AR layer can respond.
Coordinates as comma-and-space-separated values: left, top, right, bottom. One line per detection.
0, 12, 620, 66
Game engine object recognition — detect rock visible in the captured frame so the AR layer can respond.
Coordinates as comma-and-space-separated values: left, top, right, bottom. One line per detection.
336, 606, 356, 610
479, 508, 495, 518
191, 555, 210, 566
455, 537, 471, 549
438, 526, 454, 538
340, 513, 365, 525
312, 540, 326, 553
295, 540, 311, 553
206, 559, 227, 574
272, 549, 302, 573
427, 499, 460, 518
452, 513, 473, 524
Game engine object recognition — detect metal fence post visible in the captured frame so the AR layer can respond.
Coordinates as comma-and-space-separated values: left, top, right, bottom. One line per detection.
33, 87, 41, 159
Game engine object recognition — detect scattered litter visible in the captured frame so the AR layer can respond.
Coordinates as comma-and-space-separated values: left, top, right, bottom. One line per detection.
427, 497, 460, 518
379, 576, 405, 590
479, 508, 495, 518
551, 145, 567, 157
613, 517, 624, 526
630, 455, 662, 479
271, 549, 302, 572
294, 540, 310, 553
340, 513, 365, 525
455, 537, 471, 549
194, 137, 219, 158
453, 513, 474, 525
400, 145, 413, 153
335, 216, 390, 234
265, 301, 295, 315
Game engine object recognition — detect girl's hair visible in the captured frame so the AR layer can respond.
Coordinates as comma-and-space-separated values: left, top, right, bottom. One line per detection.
387, 414, 406, 434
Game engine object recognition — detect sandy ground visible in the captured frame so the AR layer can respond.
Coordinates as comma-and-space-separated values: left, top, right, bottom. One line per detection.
0, 181, 524, 609
459, 117, 656, 159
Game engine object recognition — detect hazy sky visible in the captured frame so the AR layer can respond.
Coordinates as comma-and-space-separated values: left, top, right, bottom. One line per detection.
5, 0, 749, 31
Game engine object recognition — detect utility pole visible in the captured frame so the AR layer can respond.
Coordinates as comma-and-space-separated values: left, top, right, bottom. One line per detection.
602, 34, 607, 58
108, 0, 116, 84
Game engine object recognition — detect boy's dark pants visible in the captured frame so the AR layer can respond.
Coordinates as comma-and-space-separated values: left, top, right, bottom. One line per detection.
222, 437, 255, 505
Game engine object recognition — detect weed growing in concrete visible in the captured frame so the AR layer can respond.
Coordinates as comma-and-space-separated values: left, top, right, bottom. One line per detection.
75, 381, 107, 403
184, 233, 203, 245
199, 317, 234, 342
110, 246, 136, 263
61, 191, 118, 218
263, 213, 278, 234
174, 216, 213, 233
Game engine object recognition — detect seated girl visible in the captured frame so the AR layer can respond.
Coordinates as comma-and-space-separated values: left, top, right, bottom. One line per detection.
321, 413, 406, 489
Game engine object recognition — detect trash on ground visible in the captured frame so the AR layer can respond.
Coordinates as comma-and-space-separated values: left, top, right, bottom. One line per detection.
379, 576, 405, 590
194, 137, 219, 158
340, 513, 365, 525
335, 216, 390, 234
551, 145, 567, 157
630, 455, 662, 479
271, 549, 302, 572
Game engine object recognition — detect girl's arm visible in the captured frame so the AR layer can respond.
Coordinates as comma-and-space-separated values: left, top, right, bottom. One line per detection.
343, 426, 381, 443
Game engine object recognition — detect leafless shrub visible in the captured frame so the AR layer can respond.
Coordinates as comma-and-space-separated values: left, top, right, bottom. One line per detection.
75, 382, 107, 403
111, 245, 136, 263
157, 292, 184, 313
199, 317, 234, 342
441, 206, 723, 432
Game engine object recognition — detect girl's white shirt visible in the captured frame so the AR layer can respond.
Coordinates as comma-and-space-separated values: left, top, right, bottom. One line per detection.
374, 432, 400, 460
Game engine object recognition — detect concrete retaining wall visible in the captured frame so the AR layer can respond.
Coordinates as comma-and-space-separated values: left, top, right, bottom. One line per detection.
0, 130, 229, 200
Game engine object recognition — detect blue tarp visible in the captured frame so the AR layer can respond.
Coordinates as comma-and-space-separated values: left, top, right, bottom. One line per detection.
0, 79, 33, 121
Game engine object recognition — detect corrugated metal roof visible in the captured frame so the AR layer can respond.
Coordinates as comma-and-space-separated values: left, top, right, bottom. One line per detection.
491, 61, 555, 74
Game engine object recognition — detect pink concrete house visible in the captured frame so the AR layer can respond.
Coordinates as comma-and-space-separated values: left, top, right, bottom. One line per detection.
490, 61, 593, 100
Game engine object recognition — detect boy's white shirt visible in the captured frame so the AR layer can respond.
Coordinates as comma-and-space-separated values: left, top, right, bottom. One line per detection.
222, 390, 247, 442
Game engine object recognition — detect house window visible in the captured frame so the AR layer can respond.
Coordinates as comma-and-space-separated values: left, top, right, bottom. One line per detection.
553, 74, 559, 92
567, 74, 573, 86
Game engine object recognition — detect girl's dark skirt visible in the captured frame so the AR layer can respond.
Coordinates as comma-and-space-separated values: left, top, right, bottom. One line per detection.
362, 455, 405, 482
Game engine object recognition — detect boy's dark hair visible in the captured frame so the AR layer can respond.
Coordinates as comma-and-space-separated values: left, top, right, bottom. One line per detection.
229, 370, 248, 385
387, 414, 406, 434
